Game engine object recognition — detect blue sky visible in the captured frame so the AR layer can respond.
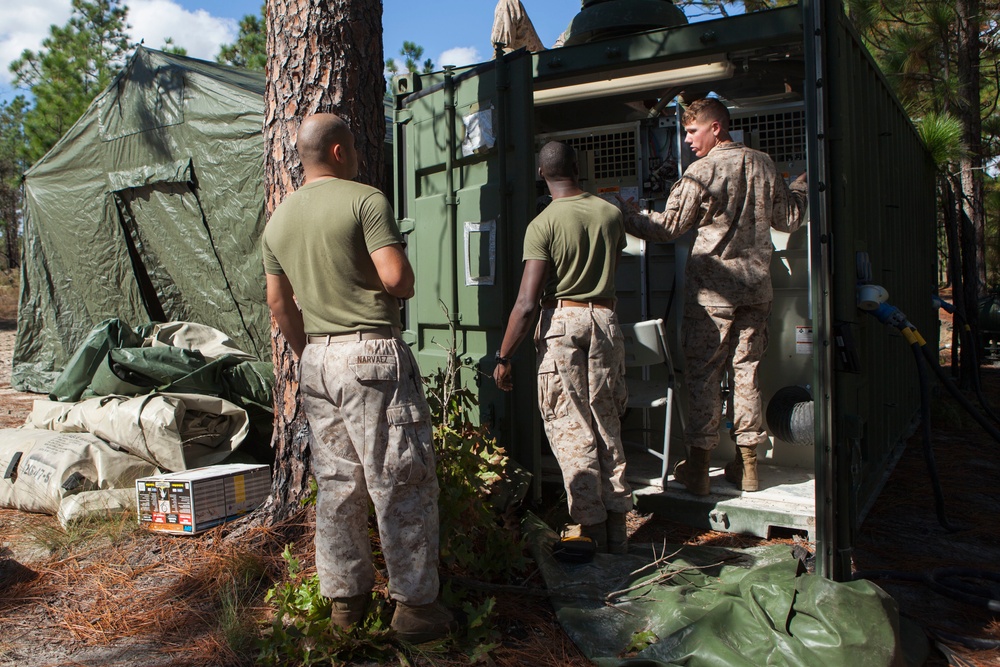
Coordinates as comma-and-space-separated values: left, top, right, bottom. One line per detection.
0, 1, 573, 105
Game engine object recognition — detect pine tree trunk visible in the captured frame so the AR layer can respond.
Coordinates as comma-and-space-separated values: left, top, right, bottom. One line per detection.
955, 0, 984, 383
260, 0, 385, 521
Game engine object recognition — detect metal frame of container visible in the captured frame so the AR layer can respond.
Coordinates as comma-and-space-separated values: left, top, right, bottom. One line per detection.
392, 0, 937, 581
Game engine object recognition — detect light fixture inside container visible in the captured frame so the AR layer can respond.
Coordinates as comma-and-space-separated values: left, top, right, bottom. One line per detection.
534, 55, 735, 106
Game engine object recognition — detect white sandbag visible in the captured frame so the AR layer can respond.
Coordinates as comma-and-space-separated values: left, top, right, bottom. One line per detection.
58, 488, 136, 527
144, 321, 255, 361
25, 393, 250, 472
0, 429, 156, 516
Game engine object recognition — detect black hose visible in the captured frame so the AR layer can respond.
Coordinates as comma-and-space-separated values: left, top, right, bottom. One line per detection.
949, 307, 1000, 427
919, 342, 1000, 445
910, 342, 955, 531
926, 567, 1000, 614
929, 627, 1000, 651
853, 568, 1000, 612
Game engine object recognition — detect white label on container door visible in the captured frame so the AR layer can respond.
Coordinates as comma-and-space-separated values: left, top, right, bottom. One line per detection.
795, 326, 813, 355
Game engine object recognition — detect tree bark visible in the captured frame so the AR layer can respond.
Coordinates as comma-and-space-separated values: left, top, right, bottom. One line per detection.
954, 0, 985, 385
261, 0, 385, 521
944, 175, 964, 376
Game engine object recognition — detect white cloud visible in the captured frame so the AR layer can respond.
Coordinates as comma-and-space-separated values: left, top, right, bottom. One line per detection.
127, 0, 237, 61
0, 0, 73, 91
0, 0, 237, 99
437, 47, 481, 68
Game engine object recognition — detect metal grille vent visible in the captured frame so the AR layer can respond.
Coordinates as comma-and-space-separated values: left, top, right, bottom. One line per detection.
564, 130, 637, 179
730, 110, 806, 163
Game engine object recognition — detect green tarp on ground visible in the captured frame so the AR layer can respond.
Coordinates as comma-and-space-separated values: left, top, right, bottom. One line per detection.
13, 47, 269, 393
522, 513, 925, 666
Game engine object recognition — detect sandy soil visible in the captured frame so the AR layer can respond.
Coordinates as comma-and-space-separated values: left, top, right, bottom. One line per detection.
0, 323, 35, 429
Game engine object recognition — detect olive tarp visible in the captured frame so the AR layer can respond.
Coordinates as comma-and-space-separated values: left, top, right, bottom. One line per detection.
13, 47, 269, 393
522, 513, 928, 666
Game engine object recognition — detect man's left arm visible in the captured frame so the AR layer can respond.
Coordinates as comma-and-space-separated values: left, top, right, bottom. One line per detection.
266, 273, 306, 358
371, 243, 415, 299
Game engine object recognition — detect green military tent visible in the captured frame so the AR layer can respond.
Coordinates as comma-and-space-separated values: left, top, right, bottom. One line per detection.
13, 47, 269, 392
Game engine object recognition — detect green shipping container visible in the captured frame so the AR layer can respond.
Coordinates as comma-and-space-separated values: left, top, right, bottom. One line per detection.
392, 0, 937, 581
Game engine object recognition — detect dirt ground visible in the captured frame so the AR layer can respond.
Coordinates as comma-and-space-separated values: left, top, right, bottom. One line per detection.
1, 320, 999, 666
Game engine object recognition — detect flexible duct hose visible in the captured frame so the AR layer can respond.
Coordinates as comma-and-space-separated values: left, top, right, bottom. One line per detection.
765, 385, 814, 446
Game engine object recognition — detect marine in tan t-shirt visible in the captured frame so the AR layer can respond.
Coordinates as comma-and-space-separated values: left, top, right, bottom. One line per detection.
494, 141, 632, 555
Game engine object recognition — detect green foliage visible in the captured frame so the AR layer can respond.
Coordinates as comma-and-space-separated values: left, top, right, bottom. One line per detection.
625, 629, 658, 654
217, 4, 267, 71
9, 0, 132, 164
160, 37, 187, 57
916, 112, 967, 167
257, 546, 403, 666
0, 97, 28, 269
385, 41, 435, 77
460, 595, 501, 660
425, 358, 528, 581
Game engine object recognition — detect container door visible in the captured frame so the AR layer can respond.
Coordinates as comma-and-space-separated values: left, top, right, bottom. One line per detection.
393, 51, 540, 486
803, 0, 938, 580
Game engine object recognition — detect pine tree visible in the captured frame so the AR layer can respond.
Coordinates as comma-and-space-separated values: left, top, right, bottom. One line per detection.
262, 0, 386, 518
9, 0, 132, 164
217, 4, 267, 71
0, 97, 28, 269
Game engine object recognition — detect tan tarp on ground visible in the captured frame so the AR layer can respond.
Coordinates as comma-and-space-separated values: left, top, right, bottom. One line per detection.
0, 429, 156, 519
144, 321, 256, 362
25, 393, 250, 472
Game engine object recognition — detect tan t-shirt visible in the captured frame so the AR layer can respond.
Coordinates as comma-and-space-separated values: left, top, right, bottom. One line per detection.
522, 192, 626, 301
262, 178, 403, 334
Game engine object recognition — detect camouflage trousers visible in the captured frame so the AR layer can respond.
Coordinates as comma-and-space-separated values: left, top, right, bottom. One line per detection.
299, 337, 440, 605
535, 306, 632, 525
682, 302, 771, 451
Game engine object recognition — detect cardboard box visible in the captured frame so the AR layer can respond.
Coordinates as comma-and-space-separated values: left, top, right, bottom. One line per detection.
136, 463, 270, 534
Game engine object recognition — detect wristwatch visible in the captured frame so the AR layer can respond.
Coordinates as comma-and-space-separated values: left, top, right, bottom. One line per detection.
494, 350, 510, 366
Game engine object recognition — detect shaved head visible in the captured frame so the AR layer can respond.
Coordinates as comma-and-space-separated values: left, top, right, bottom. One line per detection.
296, 113, 353, 168
538, 141, 577, 180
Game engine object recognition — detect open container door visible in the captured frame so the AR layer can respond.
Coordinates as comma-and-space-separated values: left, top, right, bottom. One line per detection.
802, 0, 938, 580
392, 49, 541, 494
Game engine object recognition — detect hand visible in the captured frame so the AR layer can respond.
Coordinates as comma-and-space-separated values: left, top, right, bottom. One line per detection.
493, 362, 513, 392
614, 194, 640, 215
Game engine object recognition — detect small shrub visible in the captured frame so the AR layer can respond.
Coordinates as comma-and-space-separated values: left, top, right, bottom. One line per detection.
257, 546, 401, 666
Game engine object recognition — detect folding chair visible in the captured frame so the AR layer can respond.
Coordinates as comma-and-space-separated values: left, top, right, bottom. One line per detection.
621, 318, 683, 485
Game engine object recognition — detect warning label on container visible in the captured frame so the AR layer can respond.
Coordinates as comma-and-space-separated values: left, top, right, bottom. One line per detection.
795, 326, 813, 354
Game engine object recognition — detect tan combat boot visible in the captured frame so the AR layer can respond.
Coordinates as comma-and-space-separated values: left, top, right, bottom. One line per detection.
391, 598, 457, 644
564, 521, 608, 553
606, 512, 629, 555
724, 445, 759, 492
673, 447, 712, 496
329, 594, 368, 629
